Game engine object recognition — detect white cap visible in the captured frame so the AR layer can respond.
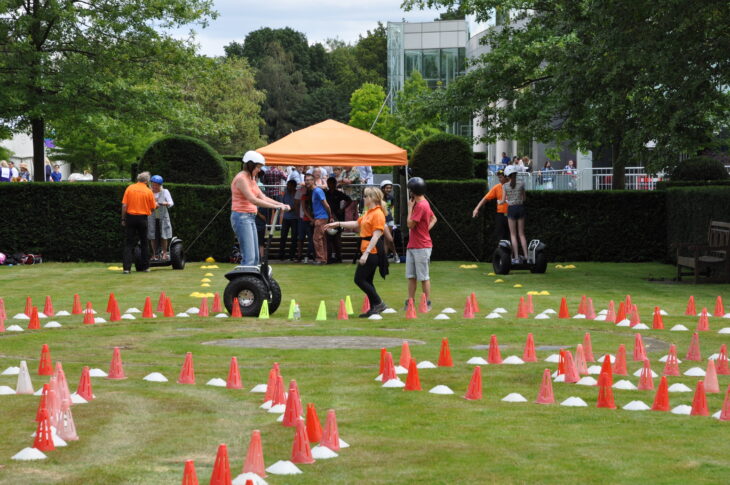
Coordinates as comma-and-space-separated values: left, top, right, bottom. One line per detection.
380, 179, 393, 188
503, 165, 517, 177
242, 150, 266, 166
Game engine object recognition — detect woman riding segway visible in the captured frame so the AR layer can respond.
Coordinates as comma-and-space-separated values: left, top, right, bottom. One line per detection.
498, 165, 528, 264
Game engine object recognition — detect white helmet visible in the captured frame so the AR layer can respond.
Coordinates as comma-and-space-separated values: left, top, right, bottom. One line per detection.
242, 150, 266, 166
380, 179, 393, 188
503, 165, 518, 177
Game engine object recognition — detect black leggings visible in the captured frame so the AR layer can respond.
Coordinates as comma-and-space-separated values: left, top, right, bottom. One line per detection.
354, 253, 382, 306
495, 212, 510, 241
123, 214, 148, 272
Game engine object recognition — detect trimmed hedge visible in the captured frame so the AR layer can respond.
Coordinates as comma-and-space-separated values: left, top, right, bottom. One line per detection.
138, 135, 228, 185
411, 134, 474, 180
474, 159, 488, 179
428, 180, 488, 261
670, 156, 728, 181
665, 186, 730, 258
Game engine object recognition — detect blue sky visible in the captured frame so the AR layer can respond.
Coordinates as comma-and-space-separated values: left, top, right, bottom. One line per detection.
176, 0, 462, 56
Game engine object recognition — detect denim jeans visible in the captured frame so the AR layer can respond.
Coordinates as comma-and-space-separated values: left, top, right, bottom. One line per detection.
231, 211, 259, 266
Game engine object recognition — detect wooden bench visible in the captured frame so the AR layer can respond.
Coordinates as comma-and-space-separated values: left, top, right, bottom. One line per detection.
676, 221, 730, 283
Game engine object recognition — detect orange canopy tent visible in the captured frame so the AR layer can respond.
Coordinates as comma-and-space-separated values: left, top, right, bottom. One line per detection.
257, 119, 407, 167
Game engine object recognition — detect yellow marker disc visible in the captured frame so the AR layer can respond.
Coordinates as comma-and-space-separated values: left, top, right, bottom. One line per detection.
205, 257, 216, 263
513, 284, 523, 288
204, 273, 214, 277
494, 279, 504, 283
201, 278, 211, 283
539, 290, 550, 295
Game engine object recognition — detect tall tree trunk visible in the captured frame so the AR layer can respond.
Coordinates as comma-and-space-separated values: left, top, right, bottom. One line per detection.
611, 140, 625, 190
31, 117, 45, 182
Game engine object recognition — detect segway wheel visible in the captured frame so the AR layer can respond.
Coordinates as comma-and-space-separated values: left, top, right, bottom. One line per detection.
492, 249, 511, 275
223, 276, 270, 317
269, 278, 282, 314
170, 241, 185, 270
133, 246, 144, 272
530, 250, 548, 274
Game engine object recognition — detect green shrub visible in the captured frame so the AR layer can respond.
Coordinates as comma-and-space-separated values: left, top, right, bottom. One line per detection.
473, 151, 487, 160
474, 160, 488, 179
670, 156, 728, 181
138, 135, 227, 185
665, 186, 730, 259
411, 133, 474, 180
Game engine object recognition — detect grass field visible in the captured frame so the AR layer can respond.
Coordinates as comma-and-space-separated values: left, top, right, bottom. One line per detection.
1, 261, 730, 485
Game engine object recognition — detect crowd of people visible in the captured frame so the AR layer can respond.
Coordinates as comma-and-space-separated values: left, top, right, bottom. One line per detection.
0, 159, 64, 182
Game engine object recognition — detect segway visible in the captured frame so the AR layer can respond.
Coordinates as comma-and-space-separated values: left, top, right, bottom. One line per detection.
492, 239, 547, 275
134, 219, 186, 270
223, 209, 282, 317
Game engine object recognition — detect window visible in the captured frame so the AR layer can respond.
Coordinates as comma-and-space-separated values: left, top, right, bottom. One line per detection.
422, 49, 440, 81
404, 51, 422, 79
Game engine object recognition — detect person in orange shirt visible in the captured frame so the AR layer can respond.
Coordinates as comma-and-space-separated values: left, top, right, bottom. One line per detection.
472, 169, 510, 241
325, 186, 389, 317
121, 172, 157, 273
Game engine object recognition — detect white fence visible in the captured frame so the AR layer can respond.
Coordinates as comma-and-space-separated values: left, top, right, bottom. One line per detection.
488, 167, 665, 191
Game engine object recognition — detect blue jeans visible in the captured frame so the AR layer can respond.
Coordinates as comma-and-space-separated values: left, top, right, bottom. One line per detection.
231, 211, 259, 266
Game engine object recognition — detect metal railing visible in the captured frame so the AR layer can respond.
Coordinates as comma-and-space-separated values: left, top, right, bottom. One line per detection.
487, 167, 664, 191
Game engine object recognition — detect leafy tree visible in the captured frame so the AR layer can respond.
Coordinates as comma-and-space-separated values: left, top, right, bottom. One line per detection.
0, 0, 215, 181
388, 72, 445, 154
404, 0, 730, 188
349, 83, 391, 139
354, 23, 388, 88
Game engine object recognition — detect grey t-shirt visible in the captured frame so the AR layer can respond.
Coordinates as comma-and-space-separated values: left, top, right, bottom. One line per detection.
502, 179, 525, 205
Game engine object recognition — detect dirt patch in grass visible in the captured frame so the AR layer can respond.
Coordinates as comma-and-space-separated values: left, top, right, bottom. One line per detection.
202, 336, 426, 349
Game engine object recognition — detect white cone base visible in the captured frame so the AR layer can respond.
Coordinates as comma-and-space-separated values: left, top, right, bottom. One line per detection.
311, 445, 338, 459
485, 312, 502, 319
668, 383, 692, 393
143, 372, 168, 382
0, 385, 16, 395
215, 313, 228, 318
268, 404, 286, 413
587, 365, 603, 375
44, 321, 62, 328
176, 313, 190, 318
417, 361, 436, 369
633, 323, 650, 330
670, 325, 689, 331
560, 397, 588, 407
501, 393, 527, 402
382, 379, 404, 388
613, 380, 637, 390
544, 354, 560, 363
576, 376, 598, 386
89, 368, 108, 377
573, 314, 586, 319
250, 384, 267, 393
382, 308, 397, 314
535, 313, 550, 319
338, 438, 349, 448
467, 357, 488, 365
671, 405, 692, 415
441, 307, 456, 313
659, 355, 683, 363
186, 307, 199, 314
434, 314, 450, 320
368, 314, 383, 320
2, 366, 20, 375
12, 447, 47, 460
493, 307, 508, 313
6, 325, 24, 332
718, 327, 730, 334
428, 385, 454, 395
633, 368, 658, 378
55, 310, 70, 316
266, 460, 302, 475
502, 356, 525, 364
394, 366, 408, 375
684, 367, 706, 377
121, 314, 135, 320
206, 378, 227, 387
70, 393, 88, 404
232, 473, 268, 485
125, 308, 141, 313
594, 315, 607, 321
260, 400, 273, 410
623, 400, 650, 411
13, 313, 29, 320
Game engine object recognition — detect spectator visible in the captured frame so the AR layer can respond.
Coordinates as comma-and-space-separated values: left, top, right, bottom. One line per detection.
81, 169, 93, 181
324, 186, 389, 317
514, 157, 526, 172
405, 177, 437, 311
325, 176, 351, 263
523, 156, 533, 173
380, 179, 400, 263
262, 164, 286, 199
339, 165, 362, 199
511, 156, 519, 166
472, 169, 509, 241
540, 160, 554, 189
18, 163, 31, 181
278, 180, 299, 261
295, 178, 314, 262
312, 167, 327, 189
332, 166, 343, 182
501, 152, 511, 165
8, 161, 19, 180
147, 175, 174, 261
358, 165, 373, 185
307, 172, 333, 265
564, 159, 577, 189
121, 171, 157, 273
498, 165, 528, 264
0, 161, 11, 182
50, 164, 62, 182
286, 165, 303, 185
44, 158, 52, 181
230, 151, 290, 266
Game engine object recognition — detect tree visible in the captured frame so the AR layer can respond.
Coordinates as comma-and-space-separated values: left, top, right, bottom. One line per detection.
348, 83, 391, 139
404, 0, 730, 188
0, 0, 215, 181
354, 23, 388, 88
388, 72, 445, 155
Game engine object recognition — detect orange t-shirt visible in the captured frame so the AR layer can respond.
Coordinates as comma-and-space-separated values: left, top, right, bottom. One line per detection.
483, 183, 507, 214
358, 206, 386, 254
231, 172, 262, 213
122, 182, 157, 215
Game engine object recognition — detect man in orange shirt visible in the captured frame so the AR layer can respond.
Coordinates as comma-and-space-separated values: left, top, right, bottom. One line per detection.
121, 172, 157, 273
472, 169, 510, 241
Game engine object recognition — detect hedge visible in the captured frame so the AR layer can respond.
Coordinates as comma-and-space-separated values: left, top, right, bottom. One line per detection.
411, 134, 474, 180
138, 135, 228, 185
670, 155, 728, 181
665, 186, 730, 259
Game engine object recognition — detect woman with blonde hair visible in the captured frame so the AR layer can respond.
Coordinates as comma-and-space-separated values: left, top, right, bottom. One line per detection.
0, 161, 11, 182
325, 186, 389, 317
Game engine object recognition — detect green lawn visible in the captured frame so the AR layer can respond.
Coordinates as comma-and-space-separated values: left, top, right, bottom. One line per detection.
1, 261, 729, 484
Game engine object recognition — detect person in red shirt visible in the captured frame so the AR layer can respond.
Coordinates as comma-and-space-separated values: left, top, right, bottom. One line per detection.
472, 169, 510, 241
121, 171, 157, 273
405, 177, 437, 311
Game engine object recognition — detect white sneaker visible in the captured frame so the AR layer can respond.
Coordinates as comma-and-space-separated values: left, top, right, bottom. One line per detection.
511, 258, 520, 264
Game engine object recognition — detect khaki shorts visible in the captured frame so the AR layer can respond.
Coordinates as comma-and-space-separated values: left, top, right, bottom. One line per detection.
406, 248, 432, 281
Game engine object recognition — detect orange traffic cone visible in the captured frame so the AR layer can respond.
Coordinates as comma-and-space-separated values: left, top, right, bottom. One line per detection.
625, 294, 633, 309
282, 380, 303, 427
77, 366, 94, 401
0, 315, 5, 333
142, 296, 154, 318
651, 376, 670, 411
212, 293, 223, 313
320, 409, 340, 451
58, 399, 78, 442
156, 291, 167, 312
38, 344, 53, 376
583, 333, 595, 362
536, 369, 555, 404
463, 297, 474, 319
405, 298, 417, 319
652, 306, 664, 329
633, 333, 646, 361
470, 292, 480, 313
230, 297, 242, 318
198, 297, 209, 317
527, 293, 534, 314
522, 333, 537, 362
606, 300, 616, 323
437, 338, 453, 367
558, 297, 570, 318
717, 344, 730, 375
516, 297, 528, 318
686, 332, 702, 361
563, 351, 580, 383
177, 352, 195, 384
382, 352, 397, 382
209, 444, 232, 485
629, 307, 640, 327
586, 298, 596, 320
243, 430, 266, 477
83, 302, 95, 325
109, 299, 121, 322
226, 357, 242, 389
291, 419, 315, 464
360, 295, 370, 314
418, 293, 429, 313
719, 385, 730, 421
464, 366, 482, 400
705, 359, 719, 393
596, 372, 616, 409
600, 354, 613, 386
43, 296, 54, 317
399, 341, 411, 369
615, 301, 626, 324
72, 293, 82, 314
685, 295, 696, 316
557, 349, 566, 376
336, 299, 348, 320
263, 363, 279, 403
578, 295, 587, 315
54, 362, 71, 407
105, 293, 116, 314
163, 297, 174, 318
24, 296, 32, 316
28, 306, 40, 330
404, 358, 422, 391
638, 359, 654, 391
690, 380, 709, 416
488, 335, 502, 364
305, 403, 322, 443
272, 374, 287, 407
0, 296, 6, 321
181, 460, 199, 485
107, 347, 126, 380
715, 295, 725, 317
378, 348, 386, 378
575, 344, 588, 375
613, 344, 628, 375
663, 344, 680, 376
697, 308, 710, 332
36, 384, 50, 422
33, 408, 55, 452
